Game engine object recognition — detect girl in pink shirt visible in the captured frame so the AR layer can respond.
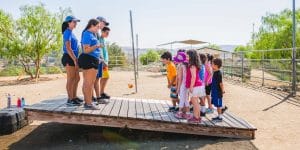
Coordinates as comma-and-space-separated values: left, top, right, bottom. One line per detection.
185, 50, 202, 123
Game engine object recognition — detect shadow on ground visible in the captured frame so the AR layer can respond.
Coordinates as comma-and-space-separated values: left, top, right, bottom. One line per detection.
6, 123, 257, 150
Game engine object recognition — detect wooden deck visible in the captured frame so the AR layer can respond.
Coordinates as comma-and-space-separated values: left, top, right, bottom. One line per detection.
24, 96, 256, 139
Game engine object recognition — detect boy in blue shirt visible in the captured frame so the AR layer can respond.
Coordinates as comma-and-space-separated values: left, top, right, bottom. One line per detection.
211, 58, 227, 122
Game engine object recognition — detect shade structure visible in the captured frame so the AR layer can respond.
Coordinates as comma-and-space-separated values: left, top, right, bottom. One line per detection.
157, 39, 207, 46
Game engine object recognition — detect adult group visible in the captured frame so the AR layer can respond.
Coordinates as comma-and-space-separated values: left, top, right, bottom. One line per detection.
61, 15, 111, 110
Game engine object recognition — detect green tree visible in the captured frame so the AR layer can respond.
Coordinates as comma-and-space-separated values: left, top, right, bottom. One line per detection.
139, 49, 160, 65
254, 9, 300, 59
0, 4, 70, 79
107, 42, 127, 67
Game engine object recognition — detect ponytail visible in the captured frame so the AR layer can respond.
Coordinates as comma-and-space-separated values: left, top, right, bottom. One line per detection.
61, 22, 69, 34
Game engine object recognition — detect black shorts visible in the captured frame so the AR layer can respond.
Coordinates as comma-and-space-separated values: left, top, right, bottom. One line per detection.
205, 84, 212, 95
61, 53, 75, 67
78, 53, 99, 70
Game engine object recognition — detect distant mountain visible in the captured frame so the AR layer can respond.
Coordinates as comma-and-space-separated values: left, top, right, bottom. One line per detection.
218, 45, 238, 52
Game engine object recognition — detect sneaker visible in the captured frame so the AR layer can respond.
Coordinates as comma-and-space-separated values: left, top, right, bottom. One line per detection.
100, 93, 110, 99
92, 96, 97, 102
206, 108, 214, 114
183, 113, 193, 120
200, 111, 206, 117
189, 107, 194, 112
97, 97, 109, 104
168, 106, 176, 112
67, 99, 82, 106
221, 106, 228, 114
84, 103, 99, 110
187, 116, 201, 123
73, 97, 83, 103
174, 107, 179, 112
175, 112, 184, 119
212, 116, 223, 122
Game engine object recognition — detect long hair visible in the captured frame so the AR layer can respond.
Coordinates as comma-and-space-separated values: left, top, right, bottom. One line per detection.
81, 19, 100, 40
199, 53, 207, 65
61, 21, 71, 34
186, 50, 200, 69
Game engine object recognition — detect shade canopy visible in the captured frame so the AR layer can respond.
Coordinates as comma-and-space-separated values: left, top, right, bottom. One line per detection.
157, 39, 207, 46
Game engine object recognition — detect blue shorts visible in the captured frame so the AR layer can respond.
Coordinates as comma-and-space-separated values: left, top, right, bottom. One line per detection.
212, 97, 222, 107
96, 62, 103, 78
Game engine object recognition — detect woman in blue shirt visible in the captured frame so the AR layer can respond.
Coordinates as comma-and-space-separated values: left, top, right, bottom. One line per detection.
61, 15, 82, 106
78, 19, 102, 110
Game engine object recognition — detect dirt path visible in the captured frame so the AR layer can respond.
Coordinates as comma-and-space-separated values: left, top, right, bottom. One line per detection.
0, 71, 299, 149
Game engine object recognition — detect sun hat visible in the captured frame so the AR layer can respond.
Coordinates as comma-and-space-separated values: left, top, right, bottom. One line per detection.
173, 52, 188, 63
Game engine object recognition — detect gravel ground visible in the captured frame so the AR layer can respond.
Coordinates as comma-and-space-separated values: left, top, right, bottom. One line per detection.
0, 71, 299, 150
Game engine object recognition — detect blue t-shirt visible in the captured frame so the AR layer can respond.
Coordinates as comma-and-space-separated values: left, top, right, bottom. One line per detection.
199, 64, 205, 81
63, 29, 79, 57
81, 30, 101, 59
98, 37, 109, 64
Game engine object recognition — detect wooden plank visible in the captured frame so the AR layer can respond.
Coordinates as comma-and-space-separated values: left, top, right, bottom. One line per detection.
147, 99, 162, 121
158, 100, 181, 123
100, 99, 116, 116
222, 113, 248, 129
224, 111, 256, 129
118, 98, 129, 118
26, 110, 256, 139
135, 99, 145, 119
127, 98, 136, 119
141, 99, 154, 120
25, 98, 66, 112
153, 100, 172, 122
206, 110, 231, 127
110, 98, 123, 117
90, 103, 107, 115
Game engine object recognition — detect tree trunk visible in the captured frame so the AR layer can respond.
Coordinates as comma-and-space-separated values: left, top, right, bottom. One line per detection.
34, 60, 41, 80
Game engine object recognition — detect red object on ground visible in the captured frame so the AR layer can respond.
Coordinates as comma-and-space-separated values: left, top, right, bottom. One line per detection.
17, 98, 21, 108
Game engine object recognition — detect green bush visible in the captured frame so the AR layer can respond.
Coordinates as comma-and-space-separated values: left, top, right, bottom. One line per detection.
0, 65, 23, 76
46, 66, 62, 74
139, 50, 160, 65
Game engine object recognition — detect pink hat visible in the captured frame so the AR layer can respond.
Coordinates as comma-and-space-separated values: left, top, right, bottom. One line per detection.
173, 52, 187, 63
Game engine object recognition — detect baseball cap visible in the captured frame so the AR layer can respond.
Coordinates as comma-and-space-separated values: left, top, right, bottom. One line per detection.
64, 15, 80, 22
96, 16, 109, 26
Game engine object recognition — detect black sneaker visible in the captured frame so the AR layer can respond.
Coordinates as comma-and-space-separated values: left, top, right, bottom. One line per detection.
222, 106, 228, 114
73, 97, 83, 103
97, 97, 109, 104
67, 99, 82, 106
200, 111, 206, 117
212, 116, 223, 122
92, 96, 97, 102
168, 106, 176, 112
100, 93, 110, 99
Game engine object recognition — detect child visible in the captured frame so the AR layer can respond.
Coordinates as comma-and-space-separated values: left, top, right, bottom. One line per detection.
173, 52, 192, 119
94, 27, 110, 104
211, 58, 226, 122
160, 51, 179, 111
199, 53, 208, 117
186, 50, 202, 123
205, 54, 214, 113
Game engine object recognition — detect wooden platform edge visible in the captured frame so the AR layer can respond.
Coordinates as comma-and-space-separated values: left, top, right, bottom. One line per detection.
25, 110, 256, 139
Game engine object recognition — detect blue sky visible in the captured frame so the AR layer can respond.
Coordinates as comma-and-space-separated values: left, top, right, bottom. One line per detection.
0, 0, 298, 48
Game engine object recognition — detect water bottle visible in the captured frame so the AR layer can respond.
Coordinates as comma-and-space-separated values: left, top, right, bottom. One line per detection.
7, 94, 11, 108
17, 97, 21, 108
21, 97, 25, 107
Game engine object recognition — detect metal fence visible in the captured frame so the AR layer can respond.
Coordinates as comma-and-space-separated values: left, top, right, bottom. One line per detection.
219, 48, 300, 95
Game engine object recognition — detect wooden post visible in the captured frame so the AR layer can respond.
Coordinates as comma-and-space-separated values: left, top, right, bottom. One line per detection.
129, 10, 137, 93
